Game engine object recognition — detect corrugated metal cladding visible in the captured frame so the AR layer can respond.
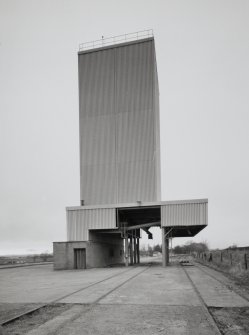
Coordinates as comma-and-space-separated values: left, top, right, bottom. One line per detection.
78, 38, 161, 205
161, 202, 208, 227
67, 208, 116, 241
153, 45, 161, 200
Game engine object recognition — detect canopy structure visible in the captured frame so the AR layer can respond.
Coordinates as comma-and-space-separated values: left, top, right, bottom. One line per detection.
66, 199, 208, 267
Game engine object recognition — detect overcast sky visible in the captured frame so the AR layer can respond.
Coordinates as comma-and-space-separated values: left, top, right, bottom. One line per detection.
0, 0, 249, 255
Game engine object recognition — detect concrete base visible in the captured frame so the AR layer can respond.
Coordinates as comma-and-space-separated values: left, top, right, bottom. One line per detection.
53, 233, 123, 270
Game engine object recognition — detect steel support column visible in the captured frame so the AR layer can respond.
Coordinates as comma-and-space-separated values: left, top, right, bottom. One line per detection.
133, 232, 137, 264
162, 227, 169, 267
162, 227, 166, 267
166, 236, 169, 266
124, 232, 129, 267
137, 238, 140, 263
130, 236, 134, 265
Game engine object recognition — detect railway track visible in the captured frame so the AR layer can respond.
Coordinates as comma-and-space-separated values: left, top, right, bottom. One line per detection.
194, 262, 249, 303
0, 262, 53, 270
180, 263, 222, 335
2, 260, 247, 334
1, 263, 151, 327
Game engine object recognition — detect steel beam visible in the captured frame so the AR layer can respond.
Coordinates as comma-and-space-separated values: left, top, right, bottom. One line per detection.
126, 222, 160, 231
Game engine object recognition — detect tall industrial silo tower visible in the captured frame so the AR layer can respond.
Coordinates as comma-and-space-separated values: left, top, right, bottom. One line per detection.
78, 32, 161, 205
53, 31, 208, 270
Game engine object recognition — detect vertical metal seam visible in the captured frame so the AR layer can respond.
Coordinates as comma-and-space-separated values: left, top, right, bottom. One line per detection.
151, 40, 156, 200
78, 55, 82, 204
114, 47, 118, 203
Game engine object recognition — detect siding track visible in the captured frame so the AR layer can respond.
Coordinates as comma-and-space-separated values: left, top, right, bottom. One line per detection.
194, 262, 249, 303
180, 264, 222, 335
1, 264, 151, 326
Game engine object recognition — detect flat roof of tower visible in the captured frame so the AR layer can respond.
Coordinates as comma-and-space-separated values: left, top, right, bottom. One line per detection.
78, 29, 153, 54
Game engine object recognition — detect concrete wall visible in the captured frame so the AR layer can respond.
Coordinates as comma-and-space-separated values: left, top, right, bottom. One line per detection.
53, 234, 123, 270
53, 241, 87, 270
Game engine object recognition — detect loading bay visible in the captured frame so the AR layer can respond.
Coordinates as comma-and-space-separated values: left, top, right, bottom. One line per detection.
1, 258, 249, 335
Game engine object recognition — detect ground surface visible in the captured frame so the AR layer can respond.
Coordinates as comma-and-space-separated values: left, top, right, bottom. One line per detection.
0, 258, 249, 334
209, 307, 249, 335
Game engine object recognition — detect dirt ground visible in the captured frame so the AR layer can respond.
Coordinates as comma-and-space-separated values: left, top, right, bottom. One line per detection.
0, 303, 41, 324
196, 259, 249, 301
194, 259, 249, 334
209, 307, 249, 335
2, 304, 72, 335
196, 259, 249, 290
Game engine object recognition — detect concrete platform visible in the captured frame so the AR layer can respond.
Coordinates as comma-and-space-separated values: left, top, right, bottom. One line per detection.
95, 266, 201, 306
0, 264, 130, 303
1, 259, 249, 334
184, 266, 249, 307
29, 305, 216, 335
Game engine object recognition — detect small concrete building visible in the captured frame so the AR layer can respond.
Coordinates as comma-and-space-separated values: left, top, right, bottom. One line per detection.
53, 31, 208, 270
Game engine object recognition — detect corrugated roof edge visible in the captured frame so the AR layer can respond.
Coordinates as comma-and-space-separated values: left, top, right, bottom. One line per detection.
78, 37, 154, 55
66, 199, 208, 211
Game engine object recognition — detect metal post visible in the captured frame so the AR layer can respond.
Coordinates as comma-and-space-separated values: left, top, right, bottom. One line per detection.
130, 236, 133, 265
166, 237, 169, 266
162, 227, 170, 267
137, 238, 140, 264
162, 227, 166, 267
124, 231, 129, 267
134, 231, 137, 264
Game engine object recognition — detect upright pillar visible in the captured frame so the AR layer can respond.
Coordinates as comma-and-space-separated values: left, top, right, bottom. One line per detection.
162, 227, 166, 267
137, 238, 140, 264
124, 232, 129, 267
133, 234, 137, 264
130, 236, 134, 265
162, 227, 170, 267
165, 236, 169, 266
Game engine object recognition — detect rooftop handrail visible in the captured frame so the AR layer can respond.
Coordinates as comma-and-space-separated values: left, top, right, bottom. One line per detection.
79, 29, 153, 52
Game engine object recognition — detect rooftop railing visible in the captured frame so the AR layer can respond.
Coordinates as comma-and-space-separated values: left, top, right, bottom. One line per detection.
79, 29, 153, 52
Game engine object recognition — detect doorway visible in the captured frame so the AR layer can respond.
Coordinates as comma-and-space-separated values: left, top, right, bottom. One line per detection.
74, 248, 86, 269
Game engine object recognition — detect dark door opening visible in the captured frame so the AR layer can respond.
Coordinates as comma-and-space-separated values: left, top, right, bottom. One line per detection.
74, 248, 86, 269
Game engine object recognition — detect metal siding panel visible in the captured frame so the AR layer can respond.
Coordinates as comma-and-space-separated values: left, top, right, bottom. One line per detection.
161, 202, 207, 227
153, 41, 161, 200
78, 39, 160, 205
67, 208, 116, 241
117, 160, 155, 203
66, 210, 70, 240
117, 109, 154, 162
116, 41, 153, 114
80, 115, 116, 166
78, 49, 115, 117
115, 40, 157, 202
80, 114, 116, 204
81, 163, 116, 205
79, 48, 116, 205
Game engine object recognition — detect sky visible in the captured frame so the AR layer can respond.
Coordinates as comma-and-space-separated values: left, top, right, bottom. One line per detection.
0, 0, 249, 255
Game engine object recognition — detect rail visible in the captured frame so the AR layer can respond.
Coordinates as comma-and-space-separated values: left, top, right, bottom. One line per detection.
1, 264, 150, 326
79, 29, 153, 52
